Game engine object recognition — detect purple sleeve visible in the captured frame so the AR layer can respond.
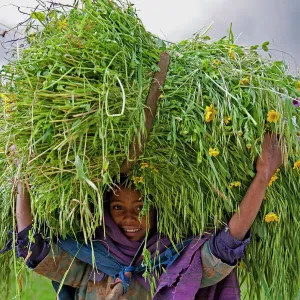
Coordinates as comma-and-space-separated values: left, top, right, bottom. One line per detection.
17, 224, 50, 269
209, 227, 251, 266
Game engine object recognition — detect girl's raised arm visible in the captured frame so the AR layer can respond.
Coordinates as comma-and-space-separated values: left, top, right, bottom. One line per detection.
9, 144, 33, 232
228, 133, 283, 240
16, 180, 33, 232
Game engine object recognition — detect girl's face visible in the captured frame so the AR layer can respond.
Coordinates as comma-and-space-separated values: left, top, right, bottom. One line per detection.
110, 186, 152, 241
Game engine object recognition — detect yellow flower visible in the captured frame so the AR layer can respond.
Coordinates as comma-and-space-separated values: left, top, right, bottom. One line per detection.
205, 104, 217, 123
228, 47, 235, 59
140, 162, 149, 169
246, 144, 252, 149
268, 174, 279, 187
265, 212, 279, 223
212, 59, 221, 68
132, 176, 144, 184
209, 148, 220, 157
296, 81, 300, 91
293, 160, 300, 170
237, 131, 243, 137
57, 18, 68, 31
240, 77, 249, 86
276, 168, 280, 173
150, 165, 158, 173
229, 181, 241, 189
0, 93, 14, 111
0, 93, 10, 102
267, 110, 280, 123
225, 116, 231, 125
28, 31, 35, 42
140, 162, 158, 172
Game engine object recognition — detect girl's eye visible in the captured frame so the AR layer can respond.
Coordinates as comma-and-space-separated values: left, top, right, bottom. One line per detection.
112, 205, 123, 210
136, 205, 143, 212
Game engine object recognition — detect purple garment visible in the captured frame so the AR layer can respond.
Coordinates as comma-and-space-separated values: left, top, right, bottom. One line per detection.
209, 227, 251, 266
14, 226, 50, 269
154, 236, 207, 299
153, 235, 241, 300
196, 270, 241, 300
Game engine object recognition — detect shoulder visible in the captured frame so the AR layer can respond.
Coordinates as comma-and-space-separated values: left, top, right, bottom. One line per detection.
33, 243, 90, 276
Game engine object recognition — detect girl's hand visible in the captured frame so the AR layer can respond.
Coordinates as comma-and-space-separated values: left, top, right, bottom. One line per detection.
256, 134, 283, 183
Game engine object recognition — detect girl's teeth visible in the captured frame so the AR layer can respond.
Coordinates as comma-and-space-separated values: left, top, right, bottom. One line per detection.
124, 229, 139, 232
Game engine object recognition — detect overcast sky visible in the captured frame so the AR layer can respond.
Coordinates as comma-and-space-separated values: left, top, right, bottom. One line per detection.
0, 0, 299, 73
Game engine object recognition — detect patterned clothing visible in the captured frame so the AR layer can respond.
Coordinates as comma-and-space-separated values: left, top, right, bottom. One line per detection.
34, 243, 151, 299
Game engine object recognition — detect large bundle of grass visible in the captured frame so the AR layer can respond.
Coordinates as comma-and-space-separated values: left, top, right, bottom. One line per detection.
0, 0, 299, 298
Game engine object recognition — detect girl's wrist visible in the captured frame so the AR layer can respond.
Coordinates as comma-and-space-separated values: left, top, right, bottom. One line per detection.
254, 172, 270, 187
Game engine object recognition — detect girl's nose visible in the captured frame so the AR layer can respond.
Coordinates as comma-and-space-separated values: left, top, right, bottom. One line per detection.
123, 211, 138, 221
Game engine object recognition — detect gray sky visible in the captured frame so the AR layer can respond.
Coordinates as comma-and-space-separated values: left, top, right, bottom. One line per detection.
0, 0, 299, 72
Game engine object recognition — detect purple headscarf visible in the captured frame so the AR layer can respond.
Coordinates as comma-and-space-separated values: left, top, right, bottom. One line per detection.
95, 209, 170, 265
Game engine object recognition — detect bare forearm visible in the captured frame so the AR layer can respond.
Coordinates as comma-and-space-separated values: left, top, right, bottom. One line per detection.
228, 173, 269, 241
16, 181, 33, 232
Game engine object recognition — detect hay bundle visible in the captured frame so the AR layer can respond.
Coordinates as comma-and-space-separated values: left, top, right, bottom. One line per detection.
0, 1, 299, 298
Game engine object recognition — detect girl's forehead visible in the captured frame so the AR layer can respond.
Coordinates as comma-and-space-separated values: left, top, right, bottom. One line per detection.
110, 186, 142, 202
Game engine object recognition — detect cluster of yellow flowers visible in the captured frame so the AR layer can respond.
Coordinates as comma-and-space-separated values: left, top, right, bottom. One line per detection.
268, 169, 280, 187
203, 105, 284, 171
268, 174, 279, 187
205, 106, 281, 127
132, 176, 144, 185
203, 103, 300, 186
57, 18, 68, 31
140, 162, 158, 173
265, 212, 279, 223
228, 181, 241, 189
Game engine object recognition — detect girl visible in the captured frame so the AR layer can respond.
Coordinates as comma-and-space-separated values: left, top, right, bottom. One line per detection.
13, 134, 282, 299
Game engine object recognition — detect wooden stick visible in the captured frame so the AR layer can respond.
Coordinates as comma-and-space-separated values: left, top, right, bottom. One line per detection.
120, 51, 170, 174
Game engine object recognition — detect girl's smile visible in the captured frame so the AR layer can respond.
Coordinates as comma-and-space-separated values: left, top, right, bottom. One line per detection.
121, 226, 142, 239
